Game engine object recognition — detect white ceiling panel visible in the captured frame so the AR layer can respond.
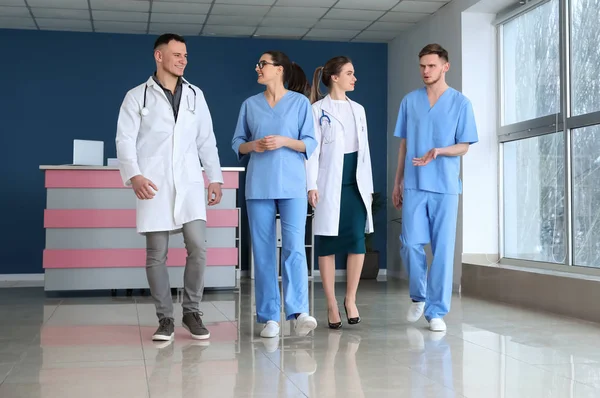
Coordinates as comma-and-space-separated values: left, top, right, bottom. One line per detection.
369, 21, 414, 31
335, 0, 399, 11
275, 0, 336, 6
151, 2, 210, 14
211, 4, 270, 16
92, 11, 148, 22
36, 18, 92, 30
254, 26, 308, 38
354, 30, 399, 41
0, 16, 35, 29
203, 25, 255, 36
379, 11, 430, 23
94, 21, 147, 33
206, 14, 263, 26
31, 8, 89, 19
0, 0, 25, 6
91, 0, 149, 12
27, 0, 88, 9
0, 5, 28, 17
260, 17, 317, 28
148, 22, 202, 35
214, 0, 275, 4
151, 13, 206, 24
305, 28, 358, 39
392, 1, 446, 13
267, 6, 328, 19
324, 9, 385, 21
313, 19, 372, 30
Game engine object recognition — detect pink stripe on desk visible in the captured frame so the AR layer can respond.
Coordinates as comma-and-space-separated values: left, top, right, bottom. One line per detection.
43, 248, 238, 268
44, 209, 239, 228
45, 169, 240, 189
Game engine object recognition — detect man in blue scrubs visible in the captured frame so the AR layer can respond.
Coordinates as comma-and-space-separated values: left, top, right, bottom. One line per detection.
392, 44, 478, 332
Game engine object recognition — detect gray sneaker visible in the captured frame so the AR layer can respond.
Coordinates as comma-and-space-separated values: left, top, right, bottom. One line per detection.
152, 317, 175, 341
182, 312, 210, 340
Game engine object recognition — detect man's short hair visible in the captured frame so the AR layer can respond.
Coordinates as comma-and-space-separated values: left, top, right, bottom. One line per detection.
154, 33, 186, 50
418, 43, 449, 63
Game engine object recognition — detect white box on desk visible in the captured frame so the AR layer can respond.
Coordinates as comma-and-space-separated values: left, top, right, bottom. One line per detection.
73, 139, 104, 166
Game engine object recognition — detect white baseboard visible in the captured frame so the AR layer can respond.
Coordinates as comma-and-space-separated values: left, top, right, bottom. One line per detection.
236, 269, 387, 281
312, 269, 387, 281
0, 273, 44, 282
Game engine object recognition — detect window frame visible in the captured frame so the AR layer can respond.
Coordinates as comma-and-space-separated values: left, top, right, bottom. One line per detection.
496, 0, 600, 274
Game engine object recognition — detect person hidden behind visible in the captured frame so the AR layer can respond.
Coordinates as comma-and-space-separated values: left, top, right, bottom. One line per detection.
306, 56, 375, 330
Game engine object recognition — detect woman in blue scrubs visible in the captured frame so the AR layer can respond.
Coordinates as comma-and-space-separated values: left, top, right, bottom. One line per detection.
231, 51, 318, 338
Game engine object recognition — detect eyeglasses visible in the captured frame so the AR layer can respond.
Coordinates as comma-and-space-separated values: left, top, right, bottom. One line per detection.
256, 60, 277, 69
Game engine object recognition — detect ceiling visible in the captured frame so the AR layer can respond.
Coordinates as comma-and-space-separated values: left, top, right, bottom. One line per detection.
0, 0, 451, 43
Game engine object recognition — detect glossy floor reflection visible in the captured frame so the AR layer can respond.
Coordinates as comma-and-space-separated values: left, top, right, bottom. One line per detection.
1, 279, 600, 397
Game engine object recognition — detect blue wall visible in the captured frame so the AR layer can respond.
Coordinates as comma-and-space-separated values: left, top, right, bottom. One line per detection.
0, 29, 387, 275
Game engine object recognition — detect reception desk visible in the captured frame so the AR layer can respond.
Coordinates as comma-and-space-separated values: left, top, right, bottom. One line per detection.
39, 165, 244, 292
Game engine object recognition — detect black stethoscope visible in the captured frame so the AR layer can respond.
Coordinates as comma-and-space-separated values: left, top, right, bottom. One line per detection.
141, 83, 197, 116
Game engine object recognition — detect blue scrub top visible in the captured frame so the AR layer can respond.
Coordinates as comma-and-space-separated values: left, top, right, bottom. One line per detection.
393, 87, 478, 195
232, 91, 317, 200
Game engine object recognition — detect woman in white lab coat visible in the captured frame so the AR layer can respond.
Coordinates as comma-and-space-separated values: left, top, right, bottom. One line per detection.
306, 56, 374, 329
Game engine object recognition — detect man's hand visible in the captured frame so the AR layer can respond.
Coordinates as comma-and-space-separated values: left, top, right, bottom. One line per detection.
413, 148, 440, 166
263, 135, 288, 151
308, 189, 319, 208
392, 181, 403, 209
131, 175, 158, 200
207, 183, 222, 206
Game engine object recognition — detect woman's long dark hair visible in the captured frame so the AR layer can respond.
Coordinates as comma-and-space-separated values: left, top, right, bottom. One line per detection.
263, 50, 310, 97
310, 56, 352, 104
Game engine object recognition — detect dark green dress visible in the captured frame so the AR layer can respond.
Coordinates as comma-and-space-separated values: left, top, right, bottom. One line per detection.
315, 151, 367, 256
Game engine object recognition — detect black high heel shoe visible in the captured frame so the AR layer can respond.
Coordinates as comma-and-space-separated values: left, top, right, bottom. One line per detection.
344, 299, 361, 325
328, 309, 342, 329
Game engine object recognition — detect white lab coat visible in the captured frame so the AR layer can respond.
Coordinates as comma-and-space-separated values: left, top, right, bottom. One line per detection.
116, 76, 223, 234
306, 95, 374, 236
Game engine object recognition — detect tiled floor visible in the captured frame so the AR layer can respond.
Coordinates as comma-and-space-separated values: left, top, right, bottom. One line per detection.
1, 279, 600, 397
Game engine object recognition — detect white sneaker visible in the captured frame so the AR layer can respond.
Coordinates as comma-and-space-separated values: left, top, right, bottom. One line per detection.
260, 320, 280, 338
406, 302, 425, 323
429, 318, 446, 332
295, 313, 317, 336
260, 336, 280, 353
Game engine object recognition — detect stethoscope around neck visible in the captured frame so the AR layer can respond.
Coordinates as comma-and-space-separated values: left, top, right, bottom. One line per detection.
140, 83, 197, 116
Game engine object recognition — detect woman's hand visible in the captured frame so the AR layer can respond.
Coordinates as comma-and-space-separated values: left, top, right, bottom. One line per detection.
252, 140, 267, 153
308, 190, 319, 208
263, 135, 288, 150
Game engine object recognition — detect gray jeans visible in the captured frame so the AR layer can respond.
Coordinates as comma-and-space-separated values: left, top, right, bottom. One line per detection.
146, 220, 207, 320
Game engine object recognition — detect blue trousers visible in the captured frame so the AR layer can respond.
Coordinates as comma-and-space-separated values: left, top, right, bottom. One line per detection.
400, 189, 459, 321
247, 198, 309, 323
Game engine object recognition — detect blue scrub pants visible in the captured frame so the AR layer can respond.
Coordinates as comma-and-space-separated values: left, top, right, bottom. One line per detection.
400, 189, 459, 321
247, 198, 309, 323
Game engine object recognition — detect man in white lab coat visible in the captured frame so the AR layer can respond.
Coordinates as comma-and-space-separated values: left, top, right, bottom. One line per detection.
116, 33, 224, 342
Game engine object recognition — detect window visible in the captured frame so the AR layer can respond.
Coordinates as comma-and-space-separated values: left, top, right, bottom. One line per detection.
498, 0, 600, 270
502, 0, 560, 126
571, 0, 600, 116
503, 132, 565, 263
572, 125, 600, 267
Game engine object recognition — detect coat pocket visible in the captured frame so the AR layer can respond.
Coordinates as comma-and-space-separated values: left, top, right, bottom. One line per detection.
185, 153, 204, 183
138, 156, 165, 184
